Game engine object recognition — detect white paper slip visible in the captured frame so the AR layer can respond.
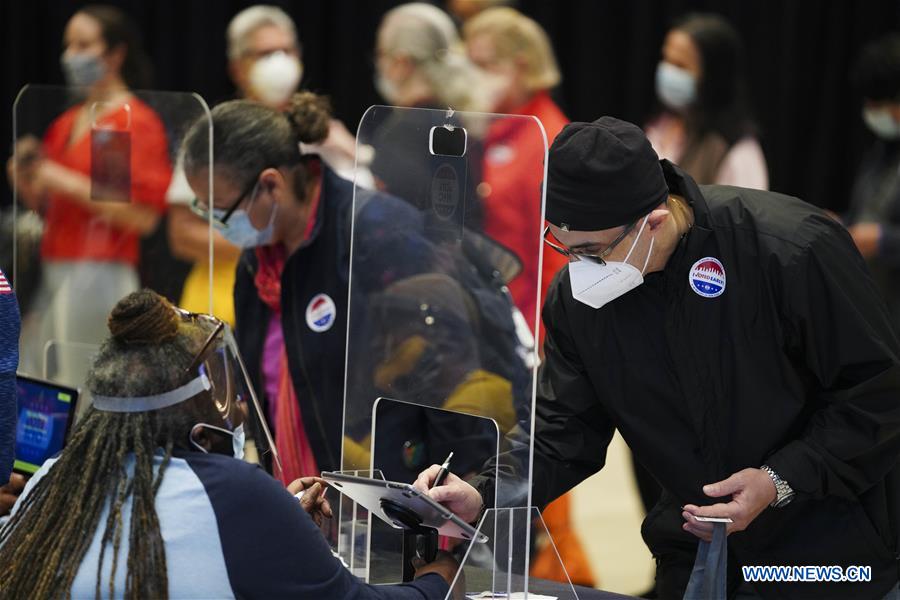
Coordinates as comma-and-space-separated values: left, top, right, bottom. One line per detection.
466, 593, 557, 599
692, 516, 734, 523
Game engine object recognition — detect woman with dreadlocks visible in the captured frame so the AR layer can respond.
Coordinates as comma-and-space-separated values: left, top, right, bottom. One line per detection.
0, 289, 458, 598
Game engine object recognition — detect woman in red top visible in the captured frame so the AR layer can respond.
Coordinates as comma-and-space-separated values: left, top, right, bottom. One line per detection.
464, 7, 569, 339
13, 6, 171, 385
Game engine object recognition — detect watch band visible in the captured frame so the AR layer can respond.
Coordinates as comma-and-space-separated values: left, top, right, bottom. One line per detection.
761, 464, 795, 508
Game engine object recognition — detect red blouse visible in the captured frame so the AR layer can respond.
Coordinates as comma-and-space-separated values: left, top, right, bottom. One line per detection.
40, 97, 171, 265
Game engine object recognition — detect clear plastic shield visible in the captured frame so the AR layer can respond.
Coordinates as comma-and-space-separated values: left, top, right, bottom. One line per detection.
453, 508, 580, 599
340, 106, 551, 588
11, 85, 213, 406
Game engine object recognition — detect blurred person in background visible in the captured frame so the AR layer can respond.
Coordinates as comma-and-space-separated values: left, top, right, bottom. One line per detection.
842, 33, 900, 333
9, 5, 171, 384
447, 0, 514, 25
167, 5, 362, 326
372, 2, 494, 230
375, 3, 491, 113
464, 6, 568, 333
463, 6, 593, 586
646, 13, 768, 190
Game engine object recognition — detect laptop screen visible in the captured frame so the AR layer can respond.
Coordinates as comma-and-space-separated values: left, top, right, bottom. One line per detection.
14, 375, 79, 476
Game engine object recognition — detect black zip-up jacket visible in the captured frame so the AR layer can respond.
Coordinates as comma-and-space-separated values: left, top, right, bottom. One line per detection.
234, 168, 352, 473
234, 168, 523, 481
479, 161, 900, 599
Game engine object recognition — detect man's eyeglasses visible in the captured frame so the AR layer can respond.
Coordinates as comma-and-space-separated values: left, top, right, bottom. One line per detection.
543, 220, 638, 266
190, 174, 261, 228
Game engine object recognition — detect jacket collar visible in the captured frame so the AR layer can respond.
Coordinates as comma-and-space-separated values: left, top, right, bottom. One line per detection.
300, 165, 345, 249
660, 160, 714, 286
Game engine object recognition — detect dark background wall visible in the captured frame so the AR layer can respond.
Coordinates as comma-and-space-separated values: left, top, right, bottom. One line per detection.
2, 0, 899, 211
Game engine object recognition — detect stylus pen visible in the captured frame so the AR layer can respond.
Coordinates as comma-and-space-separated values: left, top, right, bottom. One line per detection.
431, 452, 454, 489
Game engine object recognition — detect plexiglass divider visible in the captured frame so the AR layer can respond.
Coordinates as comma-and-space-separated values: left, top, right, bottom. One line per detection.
339, 105, 572, 595
451, 507, 580, 599
12, 85, 213, 411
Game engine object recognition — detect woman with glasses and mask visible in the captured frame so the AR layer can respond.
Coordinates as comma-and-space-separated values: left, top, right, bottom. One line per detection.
181, 90, 524, 514
166, 5, 367, 328
0, 289, 458, 598
180, 92, 349, 488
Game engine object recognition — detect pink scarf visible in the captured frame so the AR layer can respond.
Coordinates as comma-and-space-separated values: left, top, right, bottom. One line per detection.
253, 171, 322, 484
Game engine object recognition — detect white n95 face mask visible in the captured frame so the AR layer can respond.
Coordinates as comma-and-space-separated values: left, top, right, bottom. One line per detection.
568, 215, 654, 310
249, 51, 303, 107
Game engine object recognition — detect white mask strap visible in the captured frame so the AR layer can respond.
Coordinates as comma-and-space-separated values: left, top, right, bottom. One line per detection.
623, 214, 651, 263
641, 236, 655, 275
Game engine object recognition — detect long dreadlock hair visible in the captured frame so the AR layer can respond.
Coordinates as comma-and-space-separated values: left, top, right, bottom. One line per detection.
0, 290, 222, 599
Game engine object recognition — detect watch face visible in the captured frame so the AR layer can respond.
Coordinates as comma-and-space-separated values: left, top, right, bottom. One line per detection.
773, 488, 795, 508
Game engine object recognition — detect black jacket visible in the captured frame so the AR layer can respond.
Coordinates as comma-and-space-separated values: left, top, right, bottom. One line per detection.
234, 168, 522, 481
482, 161, 900, 599
234, 168, 353, 473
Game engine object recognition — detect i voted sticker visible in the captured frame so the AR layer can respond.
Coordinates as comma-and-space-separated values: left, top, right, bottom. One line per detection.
306, 293, 336, 333
689, 257, 726, 298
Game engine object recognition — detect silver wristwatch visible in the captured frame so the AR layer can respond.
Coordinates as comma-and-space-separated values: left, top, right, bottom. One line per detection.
761, 464, 795, 508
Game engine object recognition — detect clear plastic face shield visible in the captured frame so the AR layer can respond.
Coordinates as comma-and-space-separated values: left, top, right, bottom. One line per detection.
89, 308, 281, 479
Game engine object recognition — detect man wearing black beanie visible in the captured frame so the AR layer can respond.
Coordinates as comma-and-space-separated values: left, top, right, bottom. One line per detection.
417, 117, 900, 599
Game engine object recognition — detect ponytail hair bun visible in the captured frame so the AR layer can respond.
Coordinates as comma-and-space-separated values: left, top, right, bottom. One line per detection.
285, 91, 332, 145
107, 290, 179, 346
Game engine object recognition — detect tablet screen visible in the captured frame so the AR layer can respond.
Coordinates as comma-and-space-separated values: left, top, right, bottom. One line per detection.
14, 376, 78, 475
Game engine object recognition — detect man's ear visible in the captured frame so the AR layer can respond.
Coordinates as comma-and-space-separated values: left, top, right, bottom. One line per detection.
648, 206, 671, 232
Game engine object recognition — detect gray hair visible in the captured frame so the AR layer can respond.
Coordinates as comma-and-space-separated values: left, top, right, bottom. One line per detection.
181, 93, 331, 196
379, 3, 491, 112
226, 5, 299, 61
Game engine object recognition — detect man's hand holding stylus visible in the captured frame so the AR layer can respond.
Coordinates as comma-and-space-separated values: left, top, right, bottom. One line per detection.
414, 465, 483, 524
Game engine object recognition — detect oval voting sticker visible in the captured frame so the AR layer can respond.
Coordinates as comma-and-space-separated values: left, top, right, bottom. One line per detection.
689, 257, 726, 298
306, 293, 336, 333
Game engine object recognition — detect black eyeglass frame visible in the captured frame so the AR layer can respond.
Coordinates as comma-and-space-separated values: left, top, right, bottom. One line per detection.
542, 220, 638, 266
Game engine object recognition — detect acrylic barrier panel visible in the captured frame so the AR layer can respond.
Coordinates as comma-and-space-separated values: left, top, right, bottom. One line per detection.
12, 85, 213, 397
341, 105, 548, 583
332, 469, 387, 579
450, 507, 580, 599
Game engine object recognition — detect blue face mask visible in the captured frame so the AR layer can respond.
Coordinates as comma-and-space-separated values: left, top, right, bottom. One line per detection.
213, 183, 278, 249
61, 53, 107, 88
656, 61, 697, 111
190, 422, 245, 460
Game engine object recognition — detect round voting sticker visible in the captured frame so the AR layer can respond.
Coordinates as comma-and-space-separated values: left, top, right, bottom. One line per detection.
689, 257, 726, 298
306, 293, 336, 333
